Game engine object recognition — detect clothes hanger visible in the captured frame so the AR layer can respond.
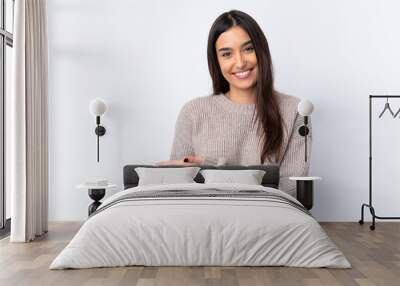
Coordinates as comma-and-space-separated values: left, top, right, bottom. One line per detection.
378, 97, 395, 118
394, 106, 400, 118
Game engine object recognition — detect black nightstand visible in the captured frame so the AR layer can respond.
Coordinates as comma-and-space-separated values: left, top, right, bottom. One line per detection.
77, 183, 116, 216
289, 177, 321, 210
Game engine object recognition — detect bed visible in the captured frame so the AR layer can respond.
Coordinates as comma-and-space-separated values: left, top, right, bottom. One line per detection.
50, 165, 350, 269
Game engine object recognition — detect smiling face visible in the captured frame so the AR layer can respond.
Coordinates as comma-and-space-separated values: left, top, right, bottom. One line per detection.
215, 26, 258, 92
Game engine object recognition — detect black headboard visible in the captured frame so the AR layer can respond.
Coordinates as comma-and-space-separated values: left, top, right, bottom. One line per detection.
123, 165, 280, 189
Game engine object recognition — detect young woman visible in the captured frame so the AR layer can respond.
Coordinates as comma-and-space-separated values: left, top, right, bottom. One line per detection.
159, 10, 311, 196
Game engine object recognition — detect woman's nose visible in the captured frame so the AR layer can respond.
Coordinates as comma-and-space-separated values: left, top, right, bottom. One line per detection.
235, 53, 246, 69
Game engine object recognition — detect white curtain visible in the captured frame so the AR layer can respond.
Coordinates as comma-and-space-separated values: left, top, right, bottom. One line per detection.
9, 0, 48, 242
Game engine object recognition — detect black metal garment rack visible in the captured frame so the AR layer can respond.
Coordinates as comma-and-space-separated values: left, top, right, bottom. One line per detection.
359, 95, 400, 230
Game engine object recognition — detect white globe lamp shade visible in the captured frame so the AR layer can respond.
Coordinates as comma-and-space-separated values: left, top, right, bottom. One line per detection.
89, 98, 107, 116
297, 100, 314, 116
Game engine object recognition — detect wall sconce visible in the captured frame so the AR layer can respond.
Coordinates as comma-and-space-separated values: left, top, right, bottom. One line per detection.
297, 99, 314, 162
89, 98, 107, 162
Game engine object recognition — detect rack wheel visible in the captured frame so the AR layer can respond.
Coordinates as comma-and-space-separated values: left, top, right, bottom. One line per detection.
370, 225, 375, 231
358, 220, 364, 225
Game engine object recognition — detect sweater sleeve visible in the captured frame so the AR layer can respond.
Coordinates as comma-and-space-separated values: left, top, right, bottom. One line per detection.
278, 113, 312, 197
170, 103, 195, 160
170, 100, 221, 165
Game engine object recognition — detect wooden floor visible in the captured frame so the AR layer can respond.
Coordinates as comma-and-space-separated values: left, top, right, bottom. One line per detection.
0, 222, 399, 286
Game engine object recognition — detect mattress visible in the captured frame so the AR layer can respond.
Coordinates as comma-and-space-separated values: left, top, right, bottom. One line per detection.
50, 183, 350, 269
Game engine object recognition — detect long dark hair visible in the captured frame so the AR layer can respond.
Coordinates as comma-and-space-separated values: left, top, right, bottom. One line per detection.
207, 10, 284, 164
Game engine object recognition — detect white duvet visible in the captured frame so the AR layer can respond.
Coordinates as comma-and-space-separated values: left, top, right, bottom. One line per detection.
50, 183, 351, 269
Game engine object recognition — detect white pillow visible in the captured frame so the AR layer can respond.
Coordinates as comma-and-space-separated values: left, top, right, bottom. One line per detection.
200, 169, 266, 185
135, 167, 201, 186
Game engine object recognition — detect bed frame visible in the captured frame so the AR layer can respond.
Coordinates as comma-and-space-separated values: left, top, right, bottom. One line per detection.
123, 165, 280, 189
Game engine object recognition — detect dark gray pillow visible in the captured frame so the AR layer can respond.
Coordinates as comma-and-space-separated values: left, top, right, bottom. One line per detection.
135, 167, 201, 186
200, 169, 266, 185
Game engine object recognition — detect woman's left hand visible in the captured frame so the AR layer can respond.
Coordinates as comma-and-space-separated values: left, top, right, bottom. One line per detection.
184, 155, 204, 164
155, 155, 204, 166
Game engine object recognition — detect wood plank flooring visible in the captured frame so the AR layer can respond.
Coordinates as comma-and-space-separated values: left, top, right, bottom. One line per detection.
0, 222, 399, 286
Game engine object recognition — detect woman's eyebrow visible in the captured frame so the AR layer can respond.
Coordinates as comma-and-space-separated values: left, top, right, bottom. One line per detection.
217, 40, 253, 52
241, 40, 252, 47
217, 47, 231, 52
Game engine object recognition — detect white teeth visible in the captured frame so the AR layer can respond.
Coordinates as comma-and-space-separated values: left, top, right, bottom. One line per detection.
234, 70, 251, 78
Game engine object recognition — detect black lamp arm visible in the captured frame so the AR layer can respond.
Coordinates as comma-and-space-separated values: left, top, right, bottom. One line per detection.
94, 116, 106, 162
298, 115, 310, 162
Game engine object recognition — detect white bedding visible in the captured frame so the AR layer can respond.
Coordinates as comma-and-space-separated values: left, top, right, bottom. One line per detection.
50, 183, 351, 269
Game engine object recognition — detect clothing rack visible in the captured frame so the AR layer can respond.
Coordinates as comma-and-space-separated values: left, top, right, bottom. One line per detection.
359, 95, 400, 230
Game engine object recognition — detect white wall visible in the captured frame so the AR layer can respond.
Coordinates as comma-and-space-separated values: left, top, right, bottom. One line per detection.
48, 0, 400, 221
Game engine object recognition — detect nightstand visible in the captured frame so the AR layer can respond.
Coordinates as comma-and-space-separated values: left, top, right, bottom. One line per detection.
77, 183, 117, 216
289, 177, 321, 210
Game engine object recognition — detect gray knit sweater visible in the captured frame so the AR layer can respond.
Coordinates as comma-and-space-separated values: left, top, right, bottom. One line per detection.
170, 93, 311, 196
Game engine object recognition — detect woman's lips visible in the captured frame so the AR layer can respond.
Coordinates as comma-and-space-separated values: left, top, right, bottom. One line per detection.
232, 68, 253, 80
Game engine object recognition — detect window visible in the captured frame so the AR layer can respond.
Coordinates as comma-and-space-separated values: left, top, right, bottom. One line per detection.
0, 0, 14, 234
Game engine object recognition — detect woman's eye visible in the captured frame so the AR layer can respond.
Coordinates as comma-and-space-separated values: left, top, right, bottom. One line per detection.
221, 52, 231, 58
245, 46, 254, 52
